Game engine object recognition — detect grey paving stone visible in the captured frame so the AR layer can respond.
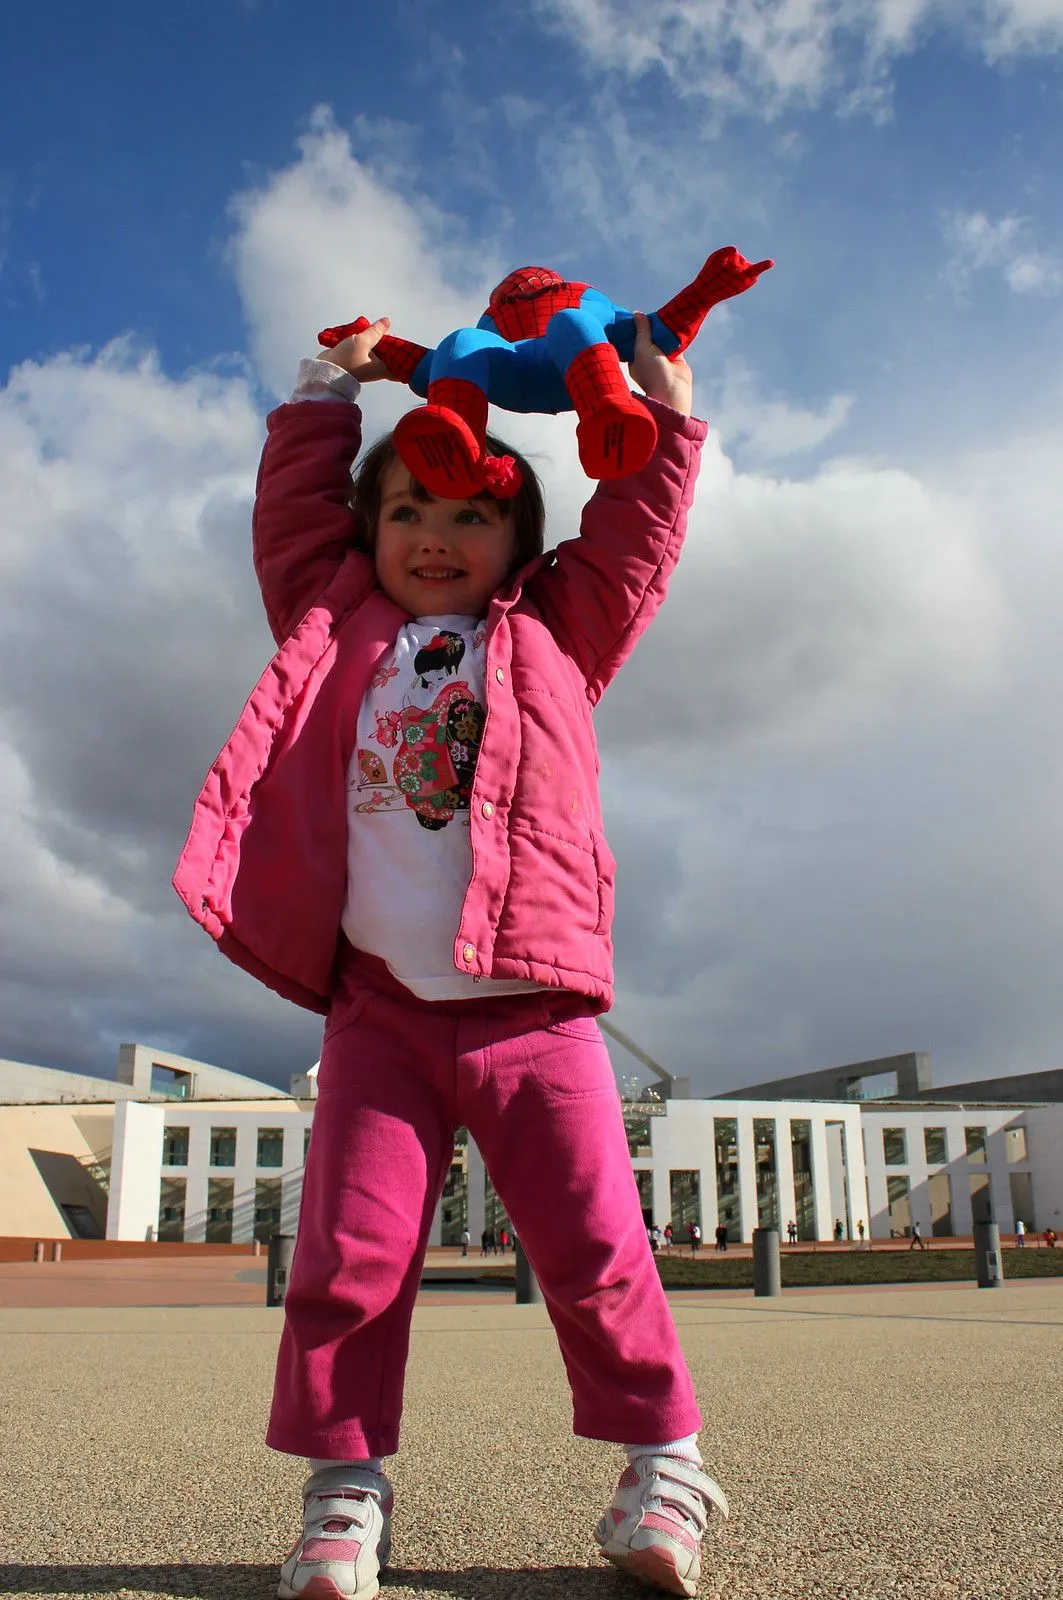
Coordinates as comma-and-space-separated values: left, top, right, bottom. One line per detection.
0, 1286, 1061, 1599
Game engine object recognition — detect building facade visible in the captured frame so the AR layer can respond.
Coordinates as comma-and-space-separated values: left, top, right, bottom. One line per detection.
4, 1045, 1063, 1246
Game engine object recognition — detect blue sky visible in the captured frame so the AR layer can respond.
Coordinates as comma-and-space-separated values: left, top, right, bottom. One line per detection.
2, 1, 1063, 1092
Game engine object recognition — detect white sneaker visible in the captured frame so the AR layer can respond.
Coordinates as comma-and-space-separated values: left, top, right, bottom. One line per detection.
278, 1465, 393, 1600
594, 1453, 729, 1596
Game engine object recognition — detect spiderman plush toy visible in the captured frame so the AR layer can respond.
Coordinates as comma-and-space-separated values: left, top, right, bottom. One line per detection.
319, 245, 772, 499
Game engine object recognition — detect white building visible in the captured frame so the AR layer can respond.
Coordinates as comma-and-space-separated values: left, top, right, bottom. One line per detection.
4, 1044, 1062, 1246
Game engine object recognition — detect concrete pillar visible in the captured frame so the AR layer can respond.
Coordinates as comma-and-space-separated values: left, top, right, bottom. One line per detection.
515, 1239, 543, 1304
774, 1118, 796, 1238
753, 1228, 781, 1297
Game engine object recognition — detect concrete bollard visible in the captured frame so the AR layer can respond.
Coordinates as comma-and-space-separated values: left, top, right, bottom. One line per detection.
51, 1242, 63, 1263
514, 1239, 542, 1305
753, 1228, 782, 1297
33, 1242, 45, 1263
266, 1234, 295, 1307
974, 1221, 1004, 1289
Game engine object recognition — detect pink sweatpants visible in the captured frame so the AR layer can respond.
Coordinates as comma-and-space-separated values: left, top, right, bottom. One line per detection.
266, 949, 701, 1459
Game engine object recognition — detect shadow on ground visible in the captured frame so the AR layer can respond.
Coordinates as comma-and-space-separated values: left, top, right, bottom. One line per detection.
0, 1563, 639, 1598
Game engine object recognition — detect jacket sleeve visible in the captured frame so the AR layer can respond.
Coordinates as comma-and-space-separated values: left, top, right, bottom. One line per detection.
526, 398, 707, 705
252, 399, 375, 645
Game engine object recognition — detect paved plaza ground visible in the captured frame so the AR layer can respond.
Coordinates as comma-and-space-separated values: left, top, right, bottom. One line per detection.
0, 1268, 1060, 1600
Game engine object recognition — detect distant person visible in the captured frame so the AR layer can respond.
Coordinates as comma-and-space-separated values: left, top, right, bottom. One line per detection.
460, 1228, 470, 1258
856, 1219, 865, 1244
498, 1226, 509, 1253
1045, 1228, 1057, 1248
909, 1221, 927, 1251
786, 1220, 798, 1245
1015, 1219, 1026, 1248
833, 1219, 844, 1243
480, 1228, 492, 1257
173, 309, 738, 1600
715, 1223, 728, 1253
648, 1224, 661, 1254
663, 1223, 674, 1254
688, 1221, 702, 1256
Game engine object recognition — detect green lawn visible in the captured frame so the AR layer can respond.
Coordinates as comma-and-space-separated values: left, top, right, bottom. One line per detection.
655, 1247, 1063, 1289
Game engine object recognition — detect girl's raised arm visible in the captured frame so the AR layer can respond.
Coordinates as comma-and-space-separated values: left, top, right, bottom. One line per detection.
253, 319, 391, 645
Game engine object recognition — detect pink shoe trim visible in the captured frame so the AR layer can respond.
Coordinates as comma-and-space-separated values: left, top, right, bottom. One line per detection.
618, 1464, 640, 1489
301, 1536, 362, 1562
640, 1511, 698, 1554
292, 1580, 355, 1599
603, 1544, 691, 1597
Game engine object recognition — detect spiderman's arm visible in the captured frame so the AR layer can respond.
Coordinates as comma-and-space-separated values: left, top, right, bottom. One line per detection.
317, 316, 433, 390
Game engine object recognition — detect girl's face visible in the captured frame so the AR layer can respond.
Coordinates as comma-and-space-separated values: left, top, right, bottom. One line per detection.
372, 458, 518, 618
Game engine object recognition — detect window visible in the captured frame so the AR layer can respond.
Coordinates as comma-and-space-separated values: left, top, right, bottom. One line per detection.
150, 1063, 192, 1099
206, 1177, 234, 1242
256, 1128, 284, 1168
634, 1169, 654, 1225
623, 1101, 664, 1157
303, 1127, 312, 1164
790, 1119, 816, 1242
928, 1172, 953, 1236
968, 1171, 991, 1223
158, 1177, 186, 1242
1005, 1127, 1028, 1164
965, 1126, 988, 1164
209, 1127, 237, 1167
923, 1127, 947, 1166
254, 1178, 282, 1243
882, 1128, 907, 1166
886, 1175, 911, 1235
753, 1118, 779, 1230
440, 1156, 467, 1243
162, 1127, 189, 1166
61, 1203, 103, 1239
714, 1118, 740, 1242
669, 1170, 701, 1236
1009, 1172, 1034, 1230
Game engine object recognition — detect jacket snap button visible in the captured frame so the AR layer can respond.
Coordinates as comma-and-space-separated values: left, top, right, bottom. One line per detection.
462, 943, 476, 964
481, 801, 495, 818
495, 667, 504, 683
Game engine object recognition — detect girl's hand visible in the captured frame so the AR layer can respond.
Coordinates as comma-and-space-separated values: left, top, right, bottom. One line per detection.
629, 311, 693, 417
319, 316, 392, 381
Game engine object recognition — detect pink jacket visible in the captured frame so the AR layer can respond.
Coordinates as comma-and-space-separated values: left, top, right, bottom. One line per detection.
173, 396, 706, 1014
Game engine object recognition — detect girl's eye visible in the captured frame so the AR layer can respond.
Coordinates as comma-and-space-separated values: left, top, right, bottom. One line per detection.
456, 508, 487, 524
389, 505, 416, 522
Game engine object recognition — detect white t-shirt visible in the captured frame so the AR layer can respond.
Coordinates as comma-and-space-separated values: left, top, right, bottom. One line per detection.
341, 616, 542, 1001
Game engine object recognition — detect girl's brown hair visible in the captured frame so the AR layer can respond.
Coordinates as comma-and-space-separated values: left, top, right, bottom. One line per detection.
350, 431, 546, 575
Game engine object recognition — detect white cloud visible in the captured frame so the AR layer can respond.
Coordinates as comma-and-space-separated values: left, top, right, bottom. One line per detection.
227, 106, 504, 403
707, 359, 854, 461
942, 209, 1063, 297
532, 0, 1063, 120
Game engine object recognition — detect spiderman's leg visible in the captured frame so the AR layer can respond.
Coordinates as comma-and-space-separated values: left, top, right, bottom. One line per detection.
655, 246, 774, 357
392, 329, 504, 498
545, 309, 657, 481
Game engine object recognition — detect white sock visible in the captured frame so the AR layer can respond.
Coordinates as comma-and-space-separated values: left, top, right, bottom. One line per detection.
624, 1434, 702, 1467
308, 1456, 384, 1477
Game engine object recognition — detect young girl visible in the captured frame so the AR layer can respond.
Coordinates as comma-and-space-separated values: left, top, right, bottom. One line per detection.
174, 310, 730, 1599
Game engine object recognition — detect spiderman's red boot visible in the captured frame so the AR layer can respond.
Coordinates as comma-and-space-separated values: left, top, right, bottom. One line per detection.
656, 246, 774, 355
566, 344, 657, 481
392, 378, 488, 499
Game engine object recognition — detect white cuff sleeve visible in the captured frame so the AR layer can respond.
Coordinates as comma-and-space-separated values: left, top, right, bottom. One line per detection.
290, 358, 362, 404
